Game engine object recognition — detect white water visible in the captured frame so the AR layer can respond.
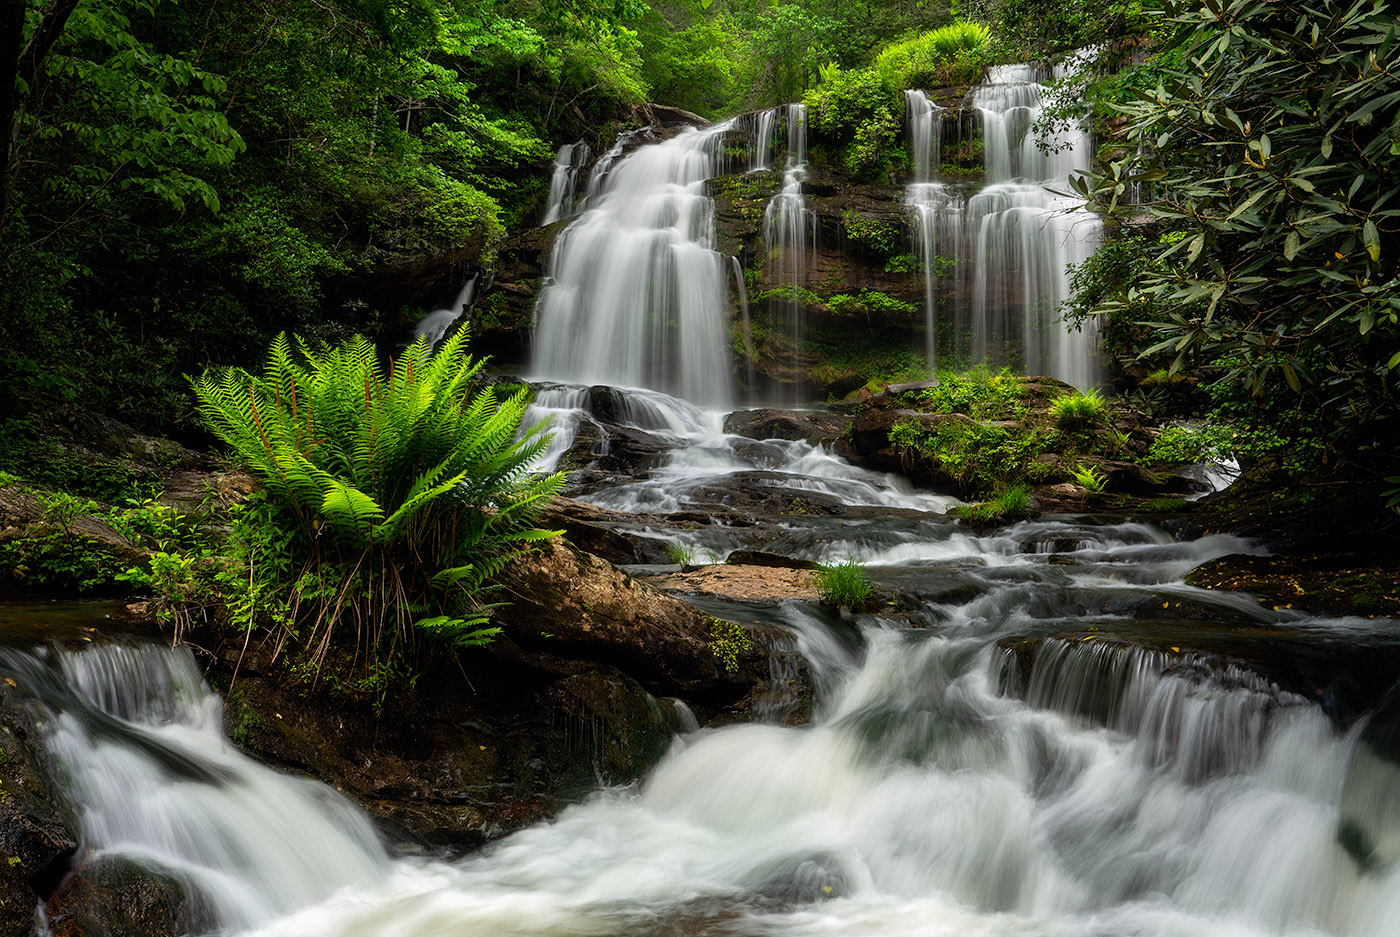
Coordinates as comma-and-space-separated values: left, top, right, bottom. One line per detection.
902, 65, 1103, 387
16, 517, 1400, 937
532, 123, 736, 408
762, 104, 817, 397
542, 141, 592, 225
411, 275, 477, 348
17, 645, 388, 932
750, 107, 780, 172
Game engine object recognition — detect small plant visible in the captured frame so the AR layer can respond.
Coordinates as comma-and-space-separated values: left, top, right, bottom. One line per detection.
1050, 390, 1107, 429
1070, 463, 1108, 493
955, 483, 1034, 525
664, 542, 713, 567
708, 618, 751, 674
997, 483, 1031, 515
1384, 476, 1400, 517
814, 557, 874, 610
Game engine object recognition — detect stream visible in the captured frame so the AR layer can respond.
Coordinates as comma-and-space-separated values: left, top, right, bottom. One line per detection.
6, 389, 1400, 937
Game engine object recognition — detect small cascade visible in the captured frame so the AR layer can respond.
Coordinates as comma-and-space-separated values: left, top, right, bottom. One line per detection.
532, 122, 736, 407
761, 104, 817, 400
4, 644, 388, 933
749, 107, 780, 172
904, 90, 943, 183
541, 141, 591, 225
411, 274, 477, 348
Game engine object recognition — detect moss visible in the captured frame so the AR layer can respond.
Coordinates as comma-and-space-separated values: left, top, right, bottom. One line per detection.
707, 618, 751, 674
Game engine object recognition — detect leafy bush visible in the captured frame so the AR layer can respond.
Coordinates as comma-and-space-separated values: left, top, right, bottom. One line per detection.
805, 64, 905, 181
873, 22, 991, 89
1050, 390, 1106, 429
191, 329, 564, 667
1146, 423, 1236, 464
917, 366, 1027, 417
814, 557, 875, 610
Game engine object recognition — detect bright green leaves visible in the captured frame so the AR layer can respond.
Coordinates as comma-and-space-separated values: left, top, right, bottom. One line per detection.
191, 328, 564, 664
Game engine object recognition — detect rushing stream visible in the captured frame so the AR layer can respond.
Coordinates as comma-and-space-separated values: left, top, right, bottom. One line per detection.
7, 467, 1400, 937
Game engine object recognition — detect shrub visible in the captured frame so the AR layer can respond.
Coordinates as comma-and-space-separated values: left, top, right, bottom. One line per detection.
191, 329, 564, 668
1050, 389, 1106, 429
873, 22, 991, 89
918, 366, 1027, 417
814, 557, 874, 609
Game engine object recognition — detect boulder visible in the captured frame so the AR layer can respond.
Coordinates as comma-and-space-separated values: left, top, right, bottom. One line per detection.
494, 538, 752, 700
45, 856, 207, 937
723, 409, 849, 445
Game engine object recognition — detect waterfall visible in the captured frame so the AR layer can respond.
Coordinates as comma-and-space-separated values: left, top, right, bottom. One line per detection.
901, 66, 1104, 388
411, 274, 477, 348
968, 64, 1103, 387
750, 107, 780, 172
761, 104, 817, 398
905, 90, 943, 183
541, 141, 591, 225
532, 122, 736, 407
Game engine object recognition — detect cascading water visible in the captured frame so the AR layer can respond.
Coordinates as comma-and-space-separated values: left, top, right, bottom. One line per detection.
4, 644, 388, 933
902, 65, 1104, 387
532, 122, 737, 407
904, 90, 955, 371
13, 515, 1400, 937
750, 107, 780, 172
762, 104, 817, 398
541, 141, 591, 225
968, 64, 1103, 388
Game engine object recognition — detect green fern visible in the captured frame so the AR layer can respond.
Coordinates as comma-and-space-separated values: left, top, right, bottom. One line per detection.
192, 328, 564, 670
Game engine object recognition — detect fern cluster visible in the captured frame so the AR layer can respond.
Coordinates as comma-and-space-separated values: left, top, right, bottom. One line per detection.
192, 329, 563, 668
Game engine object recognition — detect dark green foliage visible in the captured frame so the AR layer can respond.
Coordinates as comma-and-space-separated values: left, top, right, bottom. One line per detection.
805, 64, 905, 181
1050, 390, 1106, 430
1076, 0, 1400, 465
190, 329, 564, 666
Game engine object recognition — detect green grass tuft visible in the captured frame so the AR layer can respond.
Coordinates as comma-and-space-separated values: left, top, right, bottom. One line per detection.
814, 557, 875, 609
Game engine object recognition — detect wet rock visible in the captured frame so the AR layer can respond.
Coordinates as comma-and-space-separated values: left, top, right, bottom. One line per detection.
725, 550, 820, 570
1186, 553, 1400, 619
723, 409, 849, 445
0, 682, 79, 936
537, 498, 640, 566
495, 538, 752, 700
45, 855, 207, 937
548, 670, 680, 785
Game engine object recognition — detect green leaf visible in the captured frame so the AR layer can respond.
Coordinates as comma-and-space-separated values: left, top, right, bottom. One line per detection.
1284, 230, 1301, 260
1363, 219, 1381, 261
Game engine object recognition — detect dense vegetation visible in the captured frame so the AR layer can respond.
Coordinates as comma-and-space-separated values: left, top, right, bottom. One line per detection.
2, 0, 1397, 611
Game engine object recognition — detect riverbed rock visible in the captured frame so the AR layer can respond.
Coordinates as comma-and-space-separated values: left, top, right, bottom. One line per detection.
0, 681, 78, 936
723, 409, 849, 445
45, 856, 207, 937
494, 537, 751, 700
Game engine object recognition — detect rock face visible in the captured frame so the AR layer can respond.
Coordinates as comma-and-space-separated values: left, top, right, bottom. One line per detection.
192, 534, 769, 853
0, 681, 78, 936
493, 538, 753, 700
